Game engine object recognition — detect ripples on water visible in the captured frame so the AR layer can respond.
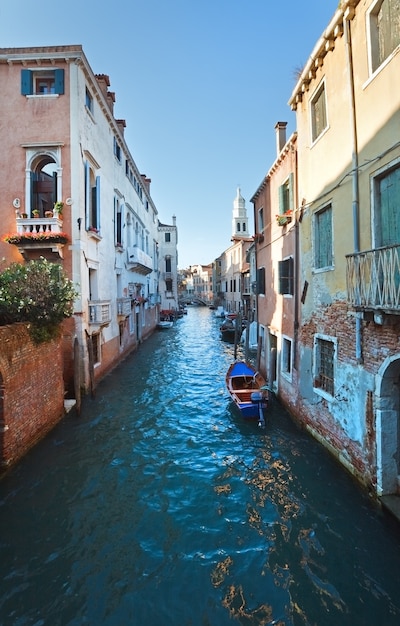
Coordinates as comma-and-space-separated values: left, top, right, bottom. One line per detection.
1, 307, 400, 625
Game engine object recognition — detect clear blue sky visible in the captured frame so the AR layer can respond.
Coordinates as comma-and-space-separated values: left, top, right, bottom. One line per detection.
0, 0, 339, 268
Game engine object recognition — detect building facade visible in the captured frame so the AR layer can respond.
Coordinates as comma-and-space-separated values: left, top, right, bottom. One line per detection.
0, 45, 162, 395
252, 0, 400, 496
158, 216, 179, 314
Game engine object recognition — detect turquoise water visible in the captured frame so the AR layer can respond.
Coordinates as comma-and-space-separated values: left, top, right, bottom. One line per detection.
1, 306, 400, 625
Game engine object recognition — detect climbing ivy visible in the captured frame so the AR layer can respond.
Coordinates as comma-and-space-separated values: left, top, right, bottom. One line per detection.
0, 258, 78, 343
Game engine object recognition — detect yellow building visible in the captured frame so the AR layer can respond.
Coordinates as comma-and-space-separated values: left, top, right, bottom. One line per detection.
287, 0, 400, 496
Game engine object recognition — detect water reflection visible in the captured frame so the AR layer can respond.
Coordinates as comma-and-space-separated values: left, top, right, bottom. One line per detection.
0, 307, 400, 625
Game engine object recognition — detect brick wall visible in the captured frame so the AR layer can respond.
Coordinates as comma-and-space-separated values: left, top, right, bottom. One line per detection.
0, 323, 65, 471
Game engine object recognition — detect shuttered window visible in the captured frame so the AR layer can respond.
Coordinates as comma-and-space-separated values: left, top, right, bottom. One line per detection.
257, 267, 265, 295
21, 69, 64, 95
314, 204, 333, 269
278, 173, 294, 214
376, 165, 400, 246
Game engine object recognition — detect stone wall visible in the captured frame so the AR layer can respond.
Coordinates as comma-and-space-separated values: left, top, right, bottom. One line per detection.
0, 323, 65, 471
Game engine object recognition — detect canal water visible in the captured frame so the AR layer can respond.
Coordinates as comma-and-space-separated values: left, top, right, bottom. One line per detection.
1, 307, 400, 626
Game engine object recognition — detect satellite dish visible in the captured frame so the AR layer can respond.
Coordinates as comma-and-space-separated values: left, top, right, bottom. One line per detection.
13, 198, 21, 209
66, 197, 73, 205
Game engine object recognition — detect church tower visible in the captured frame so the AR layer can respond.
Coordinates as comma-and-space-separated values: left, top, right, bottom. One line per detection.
231, 186, 249, 239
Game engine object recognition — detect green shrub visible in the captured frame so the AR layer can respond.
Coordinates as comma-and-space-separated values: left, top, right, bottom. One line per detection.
0, 258, 78, 343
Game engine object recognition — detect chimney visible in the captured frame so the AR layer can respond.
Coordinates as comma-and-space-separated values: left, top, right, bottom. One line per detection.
106, 91, 115, 114
95, 74, 110, 97
141, 175, 151, 192
275, 121, 287, 156
172, 215, 176, 226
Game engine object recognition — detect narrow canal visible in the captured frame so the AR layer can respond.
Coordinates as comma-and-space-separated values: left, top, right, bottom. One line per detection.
1, 307, 400, 626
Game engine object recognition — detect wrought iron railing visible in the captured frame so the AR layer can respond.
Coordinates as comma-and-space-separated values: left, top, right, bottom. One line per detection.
346, 244, 400, 310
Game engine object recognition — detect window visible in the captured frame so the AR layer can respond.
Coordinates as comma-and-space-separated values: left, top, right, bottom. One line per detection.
85, 88, 93, 113
314, 204, 333, 270
278, 174, 294, 215
165, 257, 172, 272
115, 198, 122, 246
166, 279, 173, 292
311, 81, 327, 142
91, 333, 101, 365
258, 207, 264, 233
278, 257, 294, 295
369, 0, 400, 73
165, 232, 171, 242
257, 267, 265, 295
374, 163, 400, 246
281, 337, 292, 376
21, 69, 64, 95
114, 137, 121, 162
85, 161, 100, 233
314, 336, 335, 396
31, 157, 58, 217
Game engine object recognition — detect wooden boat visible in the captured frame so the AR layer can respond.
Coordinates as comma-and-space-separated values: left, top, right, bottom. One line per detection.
156, 320, 173, 329
226, 361, 269, 427
220, 317, 236, 341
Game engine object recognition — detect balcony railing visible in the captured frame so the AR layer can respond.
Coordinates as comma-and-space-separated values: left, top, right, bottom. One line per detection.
116, 297, 132, 317
346, 244, 400, 311
16, 216, 64, 235
88, 300, 111, 326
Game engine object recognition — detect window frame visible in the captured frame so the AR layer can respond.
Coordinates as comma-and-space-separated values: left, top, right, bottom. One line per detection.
310, 79, 328, 144
281, 335, 293, 381
313, 334, 336, 398
367, 0, 400, 75
21, 68, 64, 96
313, 203, 334, 272
278, 256, 294, 296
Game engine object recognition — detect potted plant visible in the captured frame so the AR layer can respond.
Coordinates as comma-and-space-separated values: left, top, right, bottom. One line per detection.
53, 201, 64, 219
32, 209, 40, 218
45, 211, 53, 218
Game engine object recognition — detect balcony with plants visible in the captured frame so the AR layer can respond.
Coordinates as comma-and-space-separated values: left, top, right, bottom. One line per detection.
4, 204, 67, 260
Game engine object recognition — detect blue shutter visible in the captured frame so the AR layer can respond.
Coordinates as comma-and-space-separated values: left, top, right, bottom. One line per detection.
96, 176, 101, 231
21, 69, 32, 95
54, 69, 64, 95
85, 161, 90, 230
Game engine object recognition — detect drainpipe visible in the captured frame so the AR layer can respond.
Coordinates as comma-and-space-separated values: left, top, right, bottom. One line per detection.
344, 9, 363, 363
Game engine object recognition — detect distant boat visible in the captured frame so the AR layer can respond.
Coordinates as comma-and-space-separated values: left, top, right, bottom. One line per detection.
156, 320, 174, 330
226, 361, 269, 427
220, 317, 236, 342
214, 306, 226, 318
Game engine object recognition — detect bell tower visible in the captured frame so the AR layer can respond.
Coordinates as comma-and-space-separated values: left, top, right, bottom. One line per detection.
231, 186, 249, 239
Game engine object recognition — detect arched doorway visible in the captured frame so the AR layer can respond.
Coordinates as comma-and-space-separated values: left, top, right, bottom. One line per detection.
376, 356, 400, 495
31, 156, 57, 217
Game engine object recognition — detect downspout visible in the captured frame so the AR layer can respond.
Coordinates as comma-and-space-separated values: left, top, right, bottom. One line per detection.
344, 10, 363, 363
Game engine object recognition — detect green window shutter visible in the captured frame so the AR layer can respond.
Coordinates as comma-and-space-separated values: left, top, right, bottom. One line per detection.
379, 166, 400, 246
54, 69, 64, 95
288, 173, 294, 210
21, 69, 32, 95
278, 185, 284, 215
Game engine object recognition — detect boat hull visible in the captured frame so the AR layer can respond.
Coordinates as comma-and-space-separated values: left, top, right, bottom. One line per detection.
226, 361, 268, 420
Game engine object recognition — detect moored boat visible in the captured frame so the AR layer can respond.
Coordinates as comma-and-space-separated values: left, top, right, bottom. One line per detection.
226, 361, 269, 427
157, 320, 174, 329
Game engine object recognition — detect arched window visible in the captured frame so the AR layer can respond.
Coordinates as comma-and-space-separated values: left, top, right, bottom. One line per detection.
31, 157, 57, 218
